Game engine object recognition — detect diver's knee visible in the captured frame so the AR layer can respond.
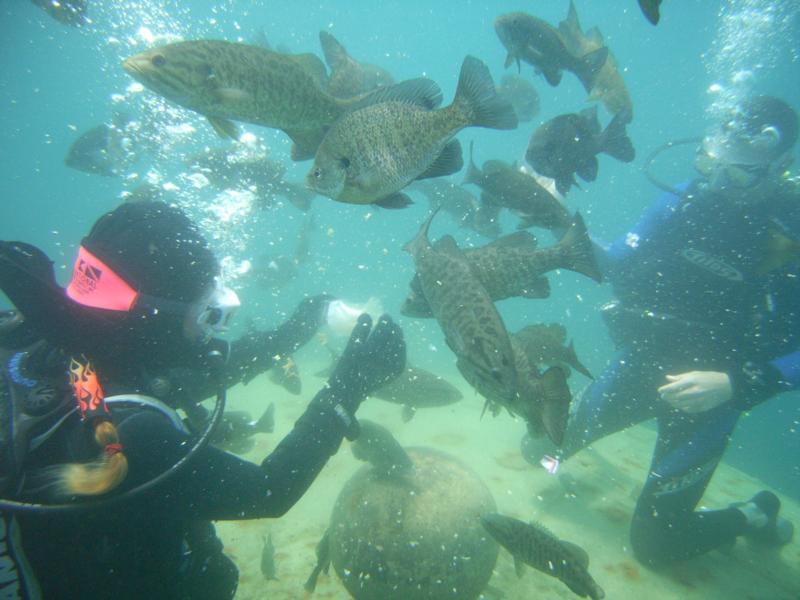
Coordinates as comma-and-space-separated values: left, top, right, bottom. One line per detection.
629, 515, 677, 568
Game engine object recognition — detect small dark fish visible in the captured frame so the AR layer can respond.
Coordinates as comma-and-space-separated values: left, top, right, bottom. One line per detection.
496, 74, 540, 122
261, 532, 278, 580
512, 323, 594, 380
268, 354, 302, 395
402, 213, 602, 318
304, 529, 331, 593
494, 12, 607, 92
412, 180, 501, 239
209, 404, 275, 454
319, 31, 395, 98
351, 419, 414, 477
526, 106, 634, 195
65, 123, 134, 177
638, 0, 662, 25
464, 142, 572, 232
480, 513, 605, 600
315, 347, 462, 420
30, 0, 87, 26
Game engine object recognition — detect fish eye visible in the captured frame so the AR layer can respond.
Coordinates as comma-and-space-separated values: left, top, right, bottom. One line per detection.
151, 54, 166, 67
313, 168, 322, 179
339, 157, 351, 169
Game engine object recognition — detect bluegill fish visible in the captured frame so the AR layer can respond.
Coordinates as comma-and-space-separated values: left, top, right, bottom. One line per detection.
481, 513, 605, 600
494, 12, 607, 91
306, 55, 517, 209
122, 40, 440, 160
526, 106, 634, 195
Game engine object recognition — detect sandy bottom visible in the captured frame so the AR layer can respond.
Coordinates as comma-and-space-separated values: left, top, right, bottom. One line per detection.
213, 355, 800, 600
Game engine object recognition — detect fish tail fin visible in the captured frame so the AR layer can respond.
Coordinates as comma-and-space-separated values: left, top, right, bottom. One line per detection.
565, 340, 594, 380
453, 56, 518, 130
559, 0, 583, 39
403, 208, 439, 256
462, 140, 482, 185
253, 402, 276, 433
539, 366, 571, 446
600, 109, 635, 162
319, 30, 348, 70
555, 212, 603, 283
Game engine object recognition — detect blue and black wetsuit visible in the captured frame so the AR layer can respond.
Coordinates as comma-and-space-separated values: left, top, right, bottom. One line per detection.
561, 179, 800, 565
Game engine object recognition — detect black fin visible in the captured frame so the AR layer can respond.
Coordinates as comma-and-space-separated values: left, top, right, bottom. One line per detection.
565, 340, 594, 379
576, 157, 598, 182
520, 276, 550, 299
454, 56, 518, 130
600, 109, 635, 162
638, 0, 661, 25
254, 403, 276, 433
375, 192, 413, 209
543, 66, 562, 87
555, 212, 603, 283
416, 139, 463, 180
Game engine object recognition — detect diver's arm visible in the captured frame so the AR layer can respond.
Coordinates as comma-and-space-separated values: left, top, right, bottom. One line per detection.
225, 294, 333, 385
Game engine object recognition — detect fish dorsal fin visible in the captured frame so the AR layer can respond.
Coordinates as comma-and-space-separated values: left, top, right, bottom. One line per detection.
416, 139, 464, 181
586, 26, 605, 45
319, 30, 350, 70
559, 540, 590, 569
347, 78, 443, 111
433, 234, 461, 256
559, 0, 583, 38
487, 230, 538, 249
288, 52, 329, 88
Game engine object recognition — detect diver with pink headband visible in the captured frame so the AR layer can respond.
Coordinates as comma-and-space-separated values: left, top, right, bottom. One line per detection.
0, 200, 406, 599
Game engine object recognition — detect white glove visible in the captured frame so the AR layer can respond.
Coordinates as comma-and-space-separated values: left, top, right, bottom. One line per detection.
657, 371, 732, 414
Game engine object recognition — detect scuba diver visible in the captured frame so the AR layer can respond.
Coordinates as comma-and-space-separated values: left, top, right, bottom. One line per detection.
521, 95, 799, 566
0, 200, 406, 599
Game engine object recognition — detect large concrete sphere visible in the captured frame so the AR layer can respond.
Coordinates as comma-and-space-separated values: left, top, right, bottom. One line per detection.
329, 446, 498, 600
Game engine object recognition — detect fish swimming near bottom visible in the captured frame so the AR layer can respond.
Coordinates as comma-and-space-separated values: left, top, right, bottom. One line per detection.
351, 419, 414, 478
480, 513, 605, 600
401, 213, 601, 318
261, 532, 278, 580
315, 348, 463, 421
304, 529, 331, 593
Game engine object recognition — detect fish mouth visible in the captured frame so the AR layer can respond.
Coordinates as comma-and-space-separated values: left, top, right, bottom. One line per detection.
121, 55, 148, 78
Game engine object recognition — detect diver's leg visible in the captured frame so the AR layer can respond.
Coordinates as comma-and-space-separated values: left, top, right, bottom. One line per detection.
522, 348, 664, 463
629, 404, 744, 566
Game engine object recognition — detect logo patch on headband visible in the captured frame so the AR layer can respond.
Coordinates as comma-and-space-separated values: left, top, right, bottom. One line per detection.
66, 245, 139, 311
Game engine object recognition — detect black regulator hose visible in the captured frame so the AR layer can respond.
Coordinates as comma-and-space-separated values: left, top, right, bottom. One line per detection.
0, 351, 227, 514
643, 136, 702, 196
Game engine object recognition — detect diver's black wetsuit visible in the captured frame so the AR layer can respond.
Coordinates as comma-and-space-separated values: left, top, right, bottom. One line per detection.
0, 297, 341, 600
559, 180, 800, 565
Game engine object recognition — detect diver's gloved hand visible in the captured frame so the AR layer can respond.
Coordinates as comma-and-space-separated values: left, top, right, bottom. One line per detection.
657, 370, 732, 413
310, 313, 406, 438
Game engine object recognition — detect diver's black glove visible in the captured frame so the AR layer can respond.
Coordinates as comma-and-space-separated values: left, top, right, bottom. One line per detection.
309, 313, 406, 439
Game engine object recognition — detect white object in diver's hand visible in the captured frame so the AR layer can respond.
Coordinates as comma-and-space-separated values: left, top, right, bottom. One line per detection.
657, 370, 732, 413
325, 297, 383, 337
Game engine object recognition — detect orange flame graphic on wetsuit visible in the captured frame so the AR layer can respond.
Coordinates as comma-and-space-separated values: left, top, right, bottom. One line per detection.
69, 356, 108, 421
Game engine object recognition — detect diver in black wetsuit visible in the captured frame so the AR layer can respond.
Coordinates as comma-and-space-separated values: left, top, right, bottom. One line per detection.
521, 96, 799, 566
0, 200, 406, 599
